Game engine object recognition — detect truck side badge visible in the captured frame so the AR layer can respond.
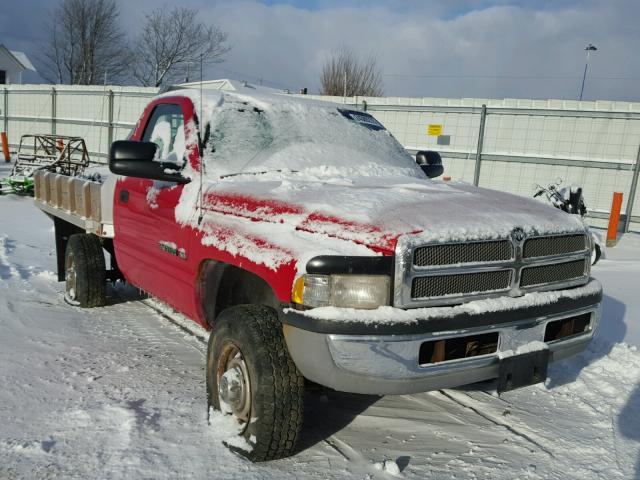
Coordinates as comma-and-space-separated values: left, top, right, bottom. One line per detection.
159, 241, 187, 260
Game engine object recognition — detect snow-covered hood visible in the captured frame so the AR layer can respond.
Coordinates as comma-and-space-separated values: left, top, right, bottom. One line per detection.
195, 175, 587, 254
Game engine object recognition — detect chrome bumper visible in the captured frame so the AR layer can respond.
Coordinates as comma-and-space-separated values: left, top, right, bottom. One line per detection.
283, 305, 601, 395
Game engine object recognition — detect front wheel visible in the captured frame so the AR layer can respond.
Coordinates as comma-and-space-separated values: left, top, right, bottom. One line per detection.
206, 305, 305, 461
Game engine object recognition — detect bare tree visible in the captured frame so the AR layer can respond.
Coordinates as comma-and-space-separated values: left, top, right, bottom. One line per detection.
320, 48, 384, 97
133, 7, 230, 88
41, 0, 130, 85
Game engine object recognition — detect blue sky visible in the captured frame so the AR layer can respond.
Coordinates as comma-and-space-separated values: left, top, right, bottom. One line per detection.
1, 0, 639, 100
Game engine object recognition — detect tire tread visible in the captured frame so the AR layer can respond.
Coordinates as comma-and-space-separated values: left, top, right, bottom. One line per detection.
66, 234, 106, 308
207, 305, 304, 461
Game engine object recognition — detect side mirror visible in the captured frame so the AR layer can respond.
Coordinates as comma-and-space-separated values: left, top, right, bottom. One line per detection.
416, 150, 444, 178
109, 140, 190, 184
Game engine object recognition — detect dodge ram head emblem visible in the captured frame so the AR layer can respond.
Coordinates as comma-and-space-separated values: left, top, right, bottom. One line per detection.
511, 227, 526, 242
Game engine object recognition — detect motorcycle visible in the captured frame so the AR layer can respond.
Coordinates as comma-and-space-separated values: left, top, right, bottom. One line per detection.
533, 180, 602, 265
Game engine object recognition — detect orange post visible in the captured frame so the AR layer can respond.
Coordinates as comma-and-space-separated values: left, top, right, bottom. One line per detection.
606, 192, 624, 247
1, 132, 9, 162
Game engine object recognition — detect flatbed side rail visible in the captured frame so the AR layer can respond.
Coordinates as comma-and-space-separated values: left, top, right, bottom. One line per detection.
33, 170, 113, 238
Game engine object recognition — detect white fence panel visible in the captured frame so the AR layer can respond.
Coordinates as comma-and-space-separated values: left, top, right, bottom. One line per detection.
1, 84, 158, 161
1, 84, 639, 231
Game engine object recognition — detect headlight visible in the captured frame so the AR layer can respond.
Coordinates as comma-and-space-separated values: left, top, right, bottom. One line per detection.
292, 274, 391, 309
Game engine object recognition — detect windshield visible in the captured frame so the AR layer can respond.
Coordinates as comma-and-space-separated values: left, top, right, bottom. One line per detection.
202, 96, 425, 180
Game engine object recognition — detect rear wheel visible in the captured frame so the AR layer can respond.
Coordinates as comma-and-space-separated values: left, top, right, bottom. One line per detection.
207, 305, 305, 461
64, 233, 106, 308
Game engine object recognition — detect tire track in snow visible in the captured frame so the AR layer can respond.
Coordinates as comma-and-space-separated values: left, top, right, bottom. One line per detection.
0, 234, 53, 285
0, 235, 20, 280
94, 298, 207, 380
141, 298, 209, 350
438, 389, 557, 459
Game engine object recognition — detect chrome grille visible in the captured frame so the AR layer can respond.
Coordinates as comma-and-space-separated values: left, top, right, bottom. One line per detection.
520, 260, 587, 288
411, 270, 512, 299
523, 234, 587, 258
396, 231, 591, 309
414, 240, 512, 267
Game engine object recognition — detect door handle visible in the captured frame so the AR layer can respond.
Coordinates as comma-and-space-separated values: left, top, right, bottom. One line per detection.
119, 190, 129, 203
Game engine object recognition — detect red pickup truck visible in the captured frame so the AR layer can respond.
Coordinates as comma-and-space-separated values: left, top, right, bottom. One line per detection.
34, 84, 603, 461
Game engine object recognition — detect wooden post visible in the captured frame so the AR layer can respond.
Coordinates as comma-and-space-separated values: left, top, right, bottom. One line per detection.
1, 132, 9, 162
606, 192, 624, 247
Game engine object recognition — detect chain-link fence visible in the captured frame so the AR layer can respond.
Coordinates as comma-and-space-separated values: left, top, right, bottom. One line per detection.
311, 94, 640, 232
2, 84, 639, 232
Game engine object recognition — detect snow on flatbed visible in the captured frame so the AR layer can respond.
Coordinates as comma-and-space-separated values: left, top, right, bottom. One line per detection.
1, 164, 640, 478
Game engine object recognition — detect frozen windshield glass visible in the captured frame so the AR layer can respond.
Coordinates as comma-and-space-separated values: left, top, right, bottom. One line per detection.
203, 97, 424, 179
142, 104, 186, 166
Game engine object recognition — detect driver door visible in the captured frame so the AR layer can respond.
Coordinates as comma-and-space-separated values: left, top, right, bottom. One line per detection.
114, 99, 197, 313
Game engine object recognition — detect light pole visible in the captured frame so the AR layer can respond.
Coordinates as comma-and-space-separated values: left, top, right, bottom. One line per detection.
579, 43, 597, 101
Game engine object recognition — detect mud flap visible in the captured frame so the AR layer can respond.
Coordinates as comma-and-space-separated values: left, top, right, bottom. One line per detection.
497, 349, 550, 394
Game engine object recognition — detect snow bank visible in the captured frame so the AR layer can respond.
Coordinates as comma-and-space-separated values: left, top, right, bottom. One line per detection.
373, 459, 402, 476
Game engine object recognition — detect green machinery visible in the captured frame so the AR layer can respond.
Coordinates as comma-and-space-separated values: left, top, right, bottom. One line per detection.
0, 134, 90, 195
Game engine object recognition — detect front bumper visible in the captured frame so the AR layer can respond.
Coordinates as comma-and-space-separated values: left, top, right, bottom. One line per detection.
280, 279, 602, 395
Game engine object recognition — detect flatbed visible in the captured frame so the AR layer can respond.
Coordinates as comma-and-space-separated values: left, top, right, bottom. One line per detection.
33, 170, 116, 238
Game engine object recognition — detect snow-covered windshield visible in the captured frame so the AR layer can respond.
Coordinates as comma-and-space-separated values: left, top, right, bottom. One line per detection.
202, 96, 425, 179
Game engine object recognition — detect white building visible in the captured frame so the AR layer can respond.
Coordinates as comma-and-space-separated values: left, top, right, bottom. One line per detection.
0, 44, 38, 84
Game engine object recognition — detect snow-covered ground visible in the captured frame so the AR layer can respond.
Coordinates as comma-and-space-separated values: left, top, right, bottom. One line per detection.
1, 162, 640, 478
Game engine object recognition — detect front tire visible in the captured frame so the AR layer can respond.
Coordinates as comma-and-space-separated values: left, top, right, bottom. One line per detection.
207, 305, 304, 461
64, 233, 106, 308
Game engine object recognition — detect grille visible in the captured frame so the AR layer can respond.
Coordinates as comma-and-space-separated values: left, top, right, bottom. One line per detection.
523, 234, 587, 259
520, 259, 587, 287
413, 240, 512, 267
411, 270, 512, 299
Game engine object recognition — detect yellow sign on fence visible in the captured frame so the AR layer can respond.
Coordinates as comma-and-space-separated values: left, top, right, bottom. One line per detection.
427, 124, 443, 136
